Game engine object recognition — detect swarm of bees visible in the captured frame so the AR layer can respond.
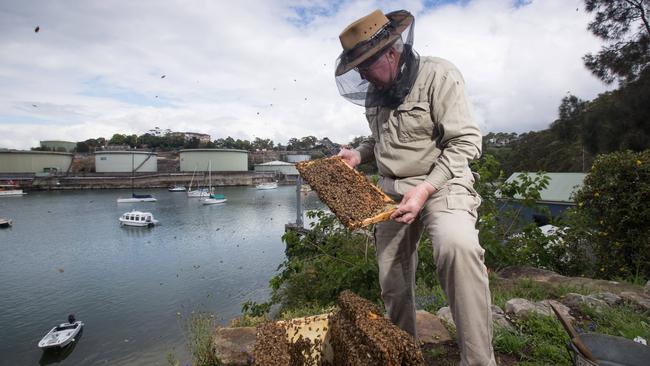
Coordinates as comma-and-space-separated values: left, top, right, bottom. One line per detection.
330, 291, 424, 366
296, 157, 396, 229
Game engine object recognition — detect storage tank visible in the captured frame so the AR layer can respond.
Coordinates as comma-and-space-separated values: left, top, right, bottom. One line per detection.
40, 140, 76, 153
0, 150, 73, 173
254, 160, 298, 176
94, 151, 157, 173
179, 149, 248, 172
286, 154, 311, 163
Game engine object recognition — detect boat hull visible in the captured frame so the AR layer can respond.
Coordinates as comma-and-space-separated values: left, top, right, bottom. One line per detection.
202, 198, 227, 205
0, 189, 26, 197
117, 197, 157, 203
38, 321, 83, 349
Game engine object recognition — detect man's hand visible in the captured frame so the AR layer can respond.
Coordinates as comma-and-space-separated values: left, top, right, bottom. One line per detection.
390, 182, 436, 224
338, 148, 361, 168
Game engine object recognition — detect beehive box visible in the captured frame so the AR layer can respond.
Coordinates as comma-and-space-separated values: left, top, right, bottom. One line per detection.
252, 291, 424, 366
296, 156, 396, 229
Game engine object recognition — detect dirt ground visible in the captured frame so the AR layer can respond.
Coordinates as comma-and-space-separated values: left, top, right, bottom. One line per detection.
421, 342, 519, 366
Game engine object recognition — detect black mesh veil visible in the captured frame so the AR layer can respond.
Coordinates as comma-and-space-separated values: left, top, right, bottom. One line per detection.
335, 17, 418, 108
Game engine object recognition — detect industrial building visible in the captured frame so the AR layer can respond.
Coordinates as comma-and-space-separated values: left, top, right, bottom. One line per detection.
0, 150, 73, 173
286, 154, 311, 163
254, 160, 298, 176
95, 151, 158, 173
179, 149, 248, 172
40, 140, 76, 152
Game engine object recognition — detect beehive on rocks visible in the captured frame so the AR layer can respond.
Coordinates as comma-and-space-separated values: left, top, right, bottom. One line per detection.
296, 156, 396, 229
330, 291, 425, 366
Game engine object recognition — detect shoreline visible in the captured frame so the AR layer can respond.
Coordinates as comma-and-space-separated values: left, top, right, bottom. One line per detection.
0, 171, 287, 191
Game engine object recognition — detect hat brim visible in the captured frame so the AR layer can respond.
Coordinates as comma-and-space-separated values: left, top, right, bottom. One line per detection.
335, 12, 413, 76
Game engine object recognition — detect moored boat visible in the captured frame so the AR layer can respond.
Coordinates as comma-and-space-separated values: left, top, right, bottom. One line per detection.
0, 184, 26, 197
38, 316, 83, 349
168, 185, 186, 192
202, 193, 227, 205
256, 182, 278, 190
119, 210, 159, 227
0, 218, 12, 228
117, 193, 157, 203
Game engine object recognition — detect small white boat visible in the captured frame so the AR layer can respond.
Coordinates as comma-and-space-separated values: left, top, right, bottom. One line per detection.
0, 184, 26, 197
117, 193, 157, 203
119, 210, 159, 227
0, 218, 12, 228
168, 185, 186, 192
256, 182, 278, 190
38, 320, 83, 349
202, 194, 227, 205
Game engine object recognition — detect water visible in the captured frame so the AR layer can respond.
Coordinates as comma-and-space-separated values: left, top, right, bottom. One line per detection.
0, 187, 323, 365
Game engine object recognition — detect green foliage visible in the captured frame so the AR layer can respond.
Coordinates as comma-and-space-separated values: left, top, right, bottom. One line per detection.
579, 302, 650, 340
174, 311, 222, 366
583, 0, 650, 84
268, 210, 381, 313
496, 314, 571, 365
570, 150, 650, 279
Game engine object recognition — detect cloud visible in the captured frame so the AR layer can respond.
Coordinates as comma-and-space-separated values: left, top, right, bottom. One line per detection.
0, 0, 610, 149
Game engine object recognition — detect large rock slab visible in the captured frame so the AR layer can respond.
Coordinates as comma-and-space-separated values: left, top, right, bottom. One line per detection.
593, 292, 622, 306
415, 310, 452, 345
505, 298, 573, 321
498, 266, 564, 282
435, 306, 514, 331
214, 326, 256, 366
620, 291, 650, 311
563, 293, 609, 312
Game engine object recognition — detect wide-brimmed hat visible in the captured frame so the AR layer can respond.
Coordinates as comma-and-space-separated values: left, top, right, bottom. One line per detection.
335, 9, 414, 76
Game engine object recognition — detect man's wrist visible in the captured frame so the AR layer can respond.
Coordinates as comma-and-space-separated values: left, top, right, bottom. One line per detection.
418, 182, 436, 196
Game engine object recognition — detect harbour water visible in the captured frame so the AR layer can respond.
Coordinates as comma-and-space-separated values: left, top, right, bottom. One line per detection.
0, 186, 322, 365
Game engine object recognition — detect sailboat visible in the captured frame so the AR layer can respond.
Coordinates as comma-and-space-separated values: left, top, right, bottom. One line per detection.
201, 161, 227, 205
117, 152, 157, 203
187, 166, 210, 198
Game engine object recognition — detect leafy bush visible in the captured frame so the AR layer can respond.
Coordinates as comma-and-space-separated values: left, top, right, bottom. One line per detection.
570, 150, 650, 279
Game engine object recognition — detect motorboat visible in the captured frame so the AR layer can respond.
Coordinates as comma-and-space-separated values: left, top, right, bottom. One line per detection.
168, 185, 186, 192
38, 316, 83, 349
119, 210, 159, 227
0, 184, 26, 197
202, 193, 227, 205
117, 193, 157, 203
256, 182, 278, 190
0, 218, 12, 228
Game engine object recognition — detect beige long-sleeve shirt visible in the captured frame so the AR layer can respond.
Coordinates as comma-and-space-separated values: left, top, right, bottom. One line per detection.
355, 56, 482, 191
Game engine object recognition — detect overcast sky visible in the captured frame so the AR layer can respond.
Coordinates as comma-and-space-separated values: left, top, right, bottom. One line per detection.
0, 0, 611, 150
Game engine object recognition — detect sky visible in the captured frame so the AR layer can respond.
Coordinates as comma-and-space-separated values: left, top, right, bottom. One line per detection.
0, 0, 611, 150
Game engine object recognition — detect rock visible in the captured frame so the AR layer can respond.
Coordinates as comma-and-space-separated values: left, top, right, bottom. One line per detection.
415, 310, 452, 345
505, 298, 573, 322
497, 266, 564, 282
214, 326, 256, 366
563, 293, 609, 312
645, 280, 650, 296
592, 292, 621, 306
491, 305, 514, 331
620, 291, 650, 311
436, 307, 454, 328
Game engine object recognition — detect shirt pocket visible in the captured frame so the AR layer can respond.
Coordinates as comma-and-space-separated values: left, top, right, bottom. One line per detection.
395, 101, 434, 143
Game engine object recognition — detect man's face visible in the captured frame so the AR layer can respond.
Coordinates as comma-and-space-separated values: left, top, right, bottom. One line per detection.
357, 47, 399, 90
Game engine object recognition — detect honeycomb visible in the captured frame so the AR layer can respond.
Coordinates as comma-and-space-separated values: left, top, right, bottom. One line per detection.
330, 291, 424, 366
296, 157, 396, 229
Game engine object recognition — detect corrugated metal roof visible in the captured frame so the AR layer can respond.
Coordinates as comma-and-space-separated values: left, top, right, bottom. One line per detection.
504, 172, 587, 203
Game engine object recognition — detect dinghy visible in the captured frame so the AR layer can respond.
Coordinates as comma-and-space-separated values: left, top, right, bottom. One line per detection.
38, 316, 83, 349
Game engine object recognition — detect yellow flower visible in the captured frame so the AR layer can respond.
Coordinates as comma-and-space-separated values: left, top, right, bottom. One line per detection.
594, 192, 600, 197
578, 202, 584, 207
636, 160, 642, 166
600, 267, 605, 272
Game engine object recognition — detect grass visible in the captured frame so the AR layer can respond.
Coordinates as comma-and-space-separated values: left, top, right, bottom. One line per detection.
168, 311, 222, 366
578, 302, 650, 340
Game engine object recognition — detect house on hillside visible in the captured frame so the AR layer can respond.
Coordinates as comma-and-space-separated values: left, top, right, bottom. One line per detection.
501, 172, 587, 225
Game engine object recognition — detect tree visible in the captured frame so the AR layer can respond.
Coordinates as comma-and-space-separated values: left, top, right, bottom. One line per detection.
550, 95, 587, 141
109, 133, 127, 145
583, 0, 650, 84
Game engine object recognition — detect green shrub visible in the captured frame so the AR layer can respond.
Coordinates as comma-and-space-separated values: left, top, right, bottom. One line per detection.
571, 150, 650, 279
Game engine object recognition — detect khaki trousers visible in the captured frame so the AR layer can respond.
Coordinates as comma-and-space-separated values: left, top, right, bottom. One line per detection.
375, 176, 497, 366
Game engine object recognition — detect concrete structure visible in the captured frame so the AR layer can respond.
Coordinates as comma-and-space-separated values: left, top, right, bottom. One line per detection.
95, 151, 158, 173
254, 160, 298, 176
179, 149, 248, 172
0, 150, 73, 173
286, 154, 311, 163
40, 140, 76, 153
